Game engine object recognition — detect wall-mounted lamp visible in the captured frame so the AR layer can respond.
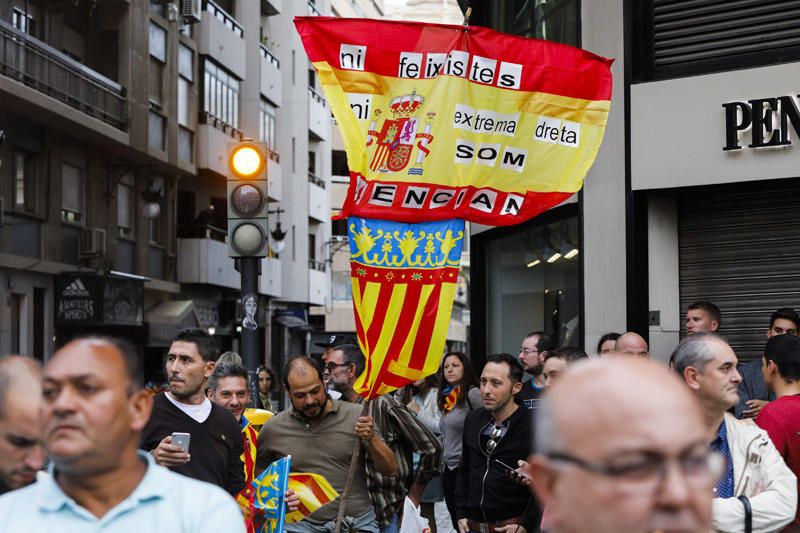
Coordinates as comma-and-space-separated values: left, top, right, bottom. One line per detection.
141, 180, 162, 219
268, 207, 287, 254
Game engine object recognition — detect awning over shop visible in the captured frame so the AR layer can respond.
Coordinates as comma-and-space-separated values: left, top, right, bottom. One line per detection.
146, 300, 200, 347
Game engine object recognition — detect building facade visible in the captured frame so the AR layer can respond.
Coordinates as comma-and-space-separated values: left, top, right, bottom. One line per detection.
0, 0, 333, 382
467, 0, 800, 363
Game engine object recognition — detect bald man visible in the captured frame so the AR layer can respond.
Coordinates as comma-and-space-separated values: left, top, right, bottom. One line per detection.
613, 331, 650, 357
526, 358, 715, 533
0, 356, 44, 494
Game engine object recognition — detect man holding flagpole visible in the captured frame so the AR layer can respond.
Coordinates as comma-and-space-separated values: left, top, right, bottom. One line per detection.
257, 356, 397, 533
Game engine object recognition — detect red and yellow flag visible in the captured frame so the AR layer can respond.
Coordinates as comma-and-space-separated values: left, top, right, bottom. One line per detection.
286, 473, 340, 524
349, 216, 464, 399
295, 17, 613, 226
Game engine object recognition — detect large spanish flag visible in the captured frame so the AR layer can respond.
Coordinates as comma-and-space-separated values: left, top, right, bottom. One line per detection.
295, 17, 613, 226
348, 216, 464, 398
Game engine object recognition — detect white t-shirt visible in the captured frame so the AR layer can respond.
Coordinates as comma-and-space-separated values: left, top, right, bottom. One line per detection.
165, 391, 212, 423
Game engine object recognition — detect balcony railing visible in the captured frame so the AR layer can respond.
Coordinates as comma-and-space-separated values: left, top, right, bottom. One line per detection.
205, 0, 244, 37
307, 1, 321, 16
199, 111, 243, 140
308, 171, 326, 189
0, 20, 127, 131
259, 43, 280, 68
177, 224, 227, 243
308, 86, 325, 106
309, 259, 326, 271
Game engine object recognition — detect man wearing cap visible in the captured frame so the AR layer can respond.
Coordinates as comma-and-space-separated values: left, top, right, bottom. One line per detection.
757, 334, 800, 528
316, 334, 357, 360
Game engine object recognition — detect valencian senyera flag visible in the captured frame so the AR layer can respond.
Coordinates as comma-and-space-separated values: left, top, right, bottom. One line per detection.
348, 216, 465, 398
249, 456, 291, 533
295, 17, 613, 226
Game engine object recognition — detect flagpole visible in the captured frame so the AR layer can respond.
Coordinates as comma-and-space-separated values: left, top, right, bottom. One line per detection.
334, 399, 371, 533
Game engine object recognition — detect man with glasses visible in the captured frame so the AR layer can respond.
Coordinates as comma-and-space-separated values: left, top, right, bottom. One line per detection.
456, 354, 538, 533
673, 333, 796, 532
516, 332, 554, 410
323, 344, 442, 533
526, 357, 718, 533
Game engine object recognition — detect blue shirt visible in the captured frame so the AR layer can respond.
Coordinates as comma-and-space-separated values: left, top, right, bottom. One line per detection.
0, 452, 245, 532
710, 420, 735, 498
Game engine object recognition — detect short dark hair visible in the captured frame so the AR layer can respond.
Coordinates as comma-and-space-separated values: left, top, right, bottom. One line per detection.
688, 301, 721, 326
174, 328, 218, 362
73, 335, 144, 389
525, 331, 556, 353
596, 332, 621, 354
485, 353, 524, 384
283, 356, 325, 390
764, 334, 800, 382
208, 362, 249, 394
334, 344, 365, 376
770, 308, 800, 330
545, 346, 589, 364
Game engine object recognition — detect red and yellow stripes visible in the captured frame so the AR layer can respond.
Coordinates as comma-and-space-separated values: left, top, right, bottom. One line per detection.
285, 473, 339, 524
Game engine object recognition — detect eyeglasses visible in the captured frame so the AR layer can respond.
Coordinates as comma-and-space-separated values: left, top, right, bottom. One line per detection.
323, 362, 351, 373
519, 348, 539, 356
546, 449, 725, 496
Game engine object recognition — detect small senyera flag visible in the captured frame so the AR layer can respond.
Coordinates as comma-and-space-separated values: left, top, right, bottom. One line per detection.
349, 216, 464, 398
295, 17, 613, 226
286, 473, 340, 524
250, 455, 291, 533
442, 385, 461, 412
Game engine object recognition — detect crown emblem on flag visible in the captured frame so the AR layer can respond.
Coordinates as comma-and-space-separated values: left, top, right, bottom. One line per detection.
389, 92, 424, 117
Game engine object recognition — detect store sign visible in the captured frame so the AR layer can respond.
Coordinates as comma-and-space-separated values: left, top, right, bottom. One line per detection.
722, 95, 800, 151
56, 274, 143, 326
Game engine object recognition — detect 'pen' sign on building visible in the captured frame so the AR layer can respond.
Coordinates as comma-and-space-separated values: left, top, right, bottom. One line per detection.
723, 94, 800, 151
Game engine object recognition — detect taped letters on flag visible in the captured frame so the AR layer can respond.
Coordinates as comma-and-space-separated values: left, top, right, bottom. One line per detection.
295, 17, 613, 226
285, 473, 340, 524
348, 216, 464, 399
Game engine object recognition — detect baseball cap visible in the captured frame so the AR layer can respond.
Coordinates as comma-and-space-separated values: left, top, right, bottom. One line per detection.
315, 334, 357, 348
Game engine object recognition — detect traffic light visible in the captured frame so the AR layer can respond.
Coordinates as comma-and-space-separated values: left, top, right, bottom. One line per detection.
227, 141, 269, 258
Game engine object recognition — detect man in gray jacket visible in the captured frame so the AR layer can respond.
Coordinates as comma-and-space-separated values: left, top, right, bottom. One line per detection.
673, 333, 797, 532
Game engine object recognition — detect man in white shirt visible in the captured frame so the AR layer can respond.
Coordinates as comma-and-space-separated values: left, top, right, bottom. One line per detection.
0, 335, 245, 532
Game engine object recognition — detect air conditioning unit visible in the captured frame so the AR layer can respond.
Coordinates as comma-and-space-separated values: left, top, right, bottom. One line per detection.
80, 227, 107, 258
181, 0, 202, 23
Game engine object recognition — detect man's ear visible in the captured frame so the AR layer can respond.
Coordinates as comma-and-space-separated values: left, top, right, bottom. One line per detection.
711, 320, 720, 332
527, 455, 557, 509
512, 380, 523, 395
683, 366, 701, 390
204, 360, 216, 379
130, 389, 154, 432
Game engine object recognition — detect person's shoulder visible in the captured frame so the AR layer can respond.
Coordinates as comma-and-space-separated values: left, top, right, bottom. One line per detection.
337, 399, 364, 416
0, 480, 40, 507
725, 412, 770, 440
159, 464, 233, 498
464, 406, 488, 423
467, 386, 482, 401
210, 402, 242, 429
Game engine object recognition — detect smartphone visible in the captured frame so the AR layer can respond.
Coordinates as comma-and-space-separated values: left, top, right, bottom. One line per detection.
494, 458, 519, 474
171, 432, 191, 454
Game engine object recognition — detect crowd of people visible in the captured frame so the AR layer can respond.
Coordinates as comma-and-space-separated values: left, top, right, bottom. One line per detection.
0, 301, 798, 532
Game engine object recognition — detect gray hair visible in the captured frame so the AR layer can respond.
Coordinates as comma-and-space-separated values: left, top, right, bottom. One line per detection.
207, 362, 249, 394
533, 394, 566, 455
217, 351, 243, 366
671, 332, 726, 376
0, 355, 42, 419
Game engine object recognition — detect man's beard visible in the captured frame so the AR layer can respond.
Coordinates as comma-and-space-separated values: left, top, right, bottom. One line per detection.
531, 363, 544, 377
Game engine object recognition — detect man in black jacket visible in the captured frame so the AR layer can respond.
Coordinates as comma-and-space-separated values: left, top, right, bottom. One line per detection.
140, 328, 245, 496
456, 353, 539, 533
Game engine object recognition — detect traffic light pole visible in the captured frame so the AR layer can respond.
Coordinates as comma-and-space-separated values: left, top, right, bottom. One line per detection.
238, 256, 261, 408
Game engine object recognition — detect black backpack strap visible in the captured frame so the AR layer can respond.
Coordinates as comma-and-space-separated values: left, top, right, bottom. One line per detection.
738, 495, 752, 533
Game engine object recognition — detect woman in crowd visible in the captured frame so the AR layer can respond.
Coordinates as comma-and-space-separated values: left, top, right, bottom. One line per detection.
257, 366, 278, 411
438, 351, 482, 529
596, 332, 621, 355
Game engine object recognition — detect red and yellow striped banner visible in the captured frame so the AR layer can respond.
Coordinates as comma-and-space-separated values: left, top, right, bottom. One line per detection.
295, 17, 613, 226
348, 217, 464, 399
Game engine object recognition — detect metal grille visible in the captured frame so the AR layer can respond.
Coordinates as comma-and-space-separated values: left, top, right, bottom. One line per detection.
678, 182, 800, 360
649, 0, 800, 74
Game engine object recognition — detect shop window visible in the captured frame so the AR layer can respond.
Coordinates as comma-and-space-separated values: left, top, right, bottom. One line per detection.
485, 215, 581, 352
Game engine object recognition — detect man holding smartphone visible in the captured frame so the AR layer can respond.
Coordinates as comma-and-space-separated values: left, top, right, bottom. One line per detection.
141, 329, 245, 495
456, 354, 538, 533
